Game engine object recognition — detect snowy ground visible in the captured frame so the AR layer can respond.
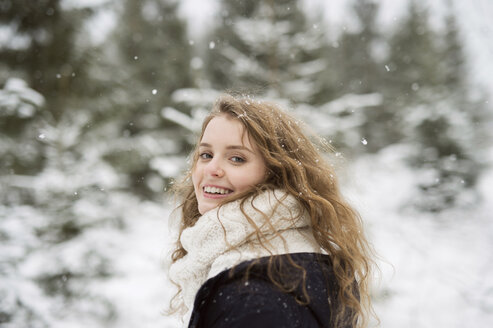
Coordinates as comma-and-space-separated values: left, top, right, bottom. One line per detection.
343, 148, 493, 328
101, 146, 493, 328
93, 201, 181, 328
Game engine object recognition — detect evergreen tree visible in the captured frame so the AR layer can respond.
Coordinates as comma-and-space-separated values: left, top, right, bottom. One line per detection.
0, 78, 118, 326
0, 0, 96, 177
0, 1, 193, 325
439, 2, 466, 91
332, 0, 397, 152
0, 0, 94, 119
385, 1, 485, 211
385, 0, 442, 101
204, 0, 335, 104
111, 0, 192, 130
336, 0, 383, 95
379, 0, 444, 155
103, 0, 194, 197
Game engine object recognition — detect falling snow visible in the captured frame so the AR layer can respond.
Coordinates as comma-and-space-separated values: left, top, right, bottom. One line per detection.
1, 1, 492, 327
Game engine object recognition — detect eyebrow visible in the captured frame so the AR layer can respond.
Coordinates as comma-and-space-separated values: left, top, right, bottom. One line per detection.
199, 143, 254, 153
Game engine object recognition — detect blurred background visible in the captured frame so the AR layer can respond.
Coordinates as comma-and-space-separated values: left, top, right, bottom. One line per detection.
1, 0, 492, 327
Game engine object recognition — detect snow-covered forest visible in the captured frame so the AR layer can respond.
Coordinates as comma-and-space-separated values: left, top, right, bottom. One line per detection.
1, 0, 492, 327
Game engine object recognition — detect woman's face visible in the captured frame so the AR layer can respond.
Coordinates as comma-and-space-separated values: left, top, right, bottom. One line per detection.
192, 114, 267, 215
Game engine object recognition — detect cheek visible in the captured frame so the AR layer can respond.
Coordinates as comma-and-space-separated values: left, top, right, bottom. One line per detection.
191, 168, 200, 190
251, 160, 267, 181
251, 165, 267, 185
234, 164, 266, 190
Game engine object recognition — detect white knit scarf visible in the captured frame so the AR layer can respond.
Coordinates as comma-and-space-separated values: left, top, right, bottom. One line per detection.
168, 189, 322, 324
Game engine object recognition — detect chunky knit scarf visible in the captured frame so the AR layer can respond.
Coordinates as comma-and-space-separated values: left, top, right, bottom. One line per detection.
168, 189, 322, 324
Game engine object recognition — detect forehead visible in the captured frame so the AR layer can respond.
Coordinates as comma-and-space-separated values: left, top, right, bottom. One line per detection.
201, 115, 249, 144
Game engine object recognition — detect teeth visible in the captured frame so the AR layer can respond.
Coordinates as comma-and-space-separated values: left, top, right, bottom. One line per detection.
204, 186, 231, 194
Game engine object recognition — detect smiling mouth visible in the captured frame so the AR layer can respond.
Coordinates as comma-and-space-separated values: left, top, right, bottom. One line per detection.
203, 186, 233, 195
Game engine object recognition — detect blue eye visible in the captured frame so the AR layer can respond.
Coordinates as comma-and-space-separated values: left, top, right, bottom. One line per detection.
231, 156, 245, 163
199, 153, 212, 159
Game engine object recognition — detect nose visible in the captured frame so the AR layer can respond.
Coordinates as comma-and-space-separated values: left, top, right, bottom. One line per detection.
205, 158, 225, 177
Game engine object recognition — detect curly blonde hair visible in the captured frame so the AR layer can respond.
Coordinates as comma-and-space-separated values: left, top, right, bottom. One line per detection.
169, 94, 376, 327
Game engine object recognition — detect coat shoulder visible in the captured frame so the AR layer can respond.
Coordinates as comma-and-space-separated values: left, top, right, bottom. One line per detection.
189, 253, 340, 328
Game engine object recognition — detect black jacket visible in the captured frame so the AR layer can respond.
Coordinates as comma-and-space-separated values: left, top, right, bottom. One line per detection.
188, 252, 352, 328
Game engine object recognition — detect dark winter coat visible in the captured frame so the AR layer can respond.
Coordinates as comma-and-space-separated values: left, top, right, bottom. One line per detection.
188, 252, 354, 328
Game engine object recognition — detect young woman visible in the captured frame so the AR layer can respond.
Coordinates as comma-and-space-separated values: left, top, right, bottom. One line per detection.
168, 95, 375, 328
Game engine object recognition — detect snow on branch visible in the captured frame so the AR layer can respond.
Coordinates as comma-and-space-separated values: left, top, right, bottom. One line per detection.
0, 78, 45, 118
291, 59, 327, 76
320, 93, 383, 115
161, 107, 198, 132
171, 88, 220, 107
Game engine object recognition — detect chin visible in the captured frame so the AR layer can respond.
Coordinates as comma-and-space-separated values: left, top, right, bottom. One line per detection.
198, 204, 216, 215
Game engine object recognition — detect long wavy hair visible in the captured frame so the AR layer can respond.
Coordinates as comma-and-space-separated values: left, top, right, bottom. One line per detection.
169, 94, 376, 327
